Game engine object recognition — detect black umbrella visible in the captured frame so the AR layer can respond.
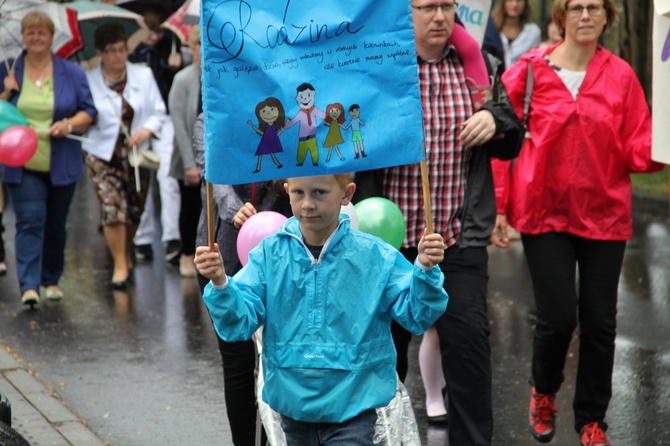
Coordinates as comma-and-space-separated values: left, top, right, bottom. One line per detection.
115, 0, 183, 16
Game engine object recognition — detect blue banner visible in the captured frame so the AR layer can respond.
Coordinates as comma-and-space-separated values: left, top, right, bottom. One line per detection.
201, 0, 425, 185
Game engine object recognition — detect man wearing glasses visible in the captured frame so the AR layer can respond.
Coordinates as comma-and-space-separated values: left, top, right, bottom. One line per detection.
380, 2, 524, 445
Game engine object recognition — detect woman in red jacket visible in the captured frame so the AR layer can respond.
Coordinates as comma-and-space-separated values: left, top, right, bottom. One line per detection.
492, 1, 665, 445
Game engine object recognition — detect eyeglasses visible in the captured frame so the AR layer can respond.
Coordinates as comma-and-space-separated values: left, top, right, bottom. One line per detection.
103, 46, 128, 55
412, 2, 459, 15
566, 4, 605, 18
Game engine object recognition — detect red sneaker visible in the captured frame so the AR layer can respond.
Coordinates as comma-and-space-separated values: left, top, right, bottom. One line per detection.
529, 386, 557, 443
579, 422, 613, 446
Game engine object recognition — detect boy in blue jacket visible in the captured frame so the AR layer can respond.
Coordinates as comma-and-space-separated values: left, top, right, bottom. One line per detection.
195, 173, 448, 445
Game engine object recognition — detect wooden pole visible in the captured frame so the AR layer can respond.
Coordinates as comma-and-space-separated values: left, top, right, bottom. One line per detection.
206, 181, 215, 251
420, 160, 434, 235
420, 158, 435, 267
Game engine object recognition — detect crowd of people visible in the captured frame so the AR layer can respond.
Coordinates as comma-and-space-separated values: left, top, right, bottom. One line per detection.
0, 0, 665, 445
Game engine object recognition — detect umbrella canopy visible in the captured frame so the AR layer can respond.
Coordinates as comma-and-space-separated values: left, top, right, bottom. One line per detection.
115, 0, 183, 16
67, 1, 149, 68
0, 0, 84, 63
161, 0, 199, 44
183, 0, 198, 24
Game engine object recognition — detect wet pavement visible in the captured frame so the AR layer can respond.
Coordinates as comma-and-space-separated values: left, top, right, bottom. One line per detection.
0, 177, 669, 445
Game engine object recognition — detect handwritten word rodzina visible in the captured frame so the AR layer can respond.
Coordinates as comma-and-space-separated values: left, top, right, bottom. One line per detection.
206, 0, 364, 62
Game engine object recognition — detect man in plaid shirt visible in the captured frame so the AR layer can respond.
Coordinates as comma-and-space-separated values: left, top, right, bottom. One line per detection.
378, 2, 524, 445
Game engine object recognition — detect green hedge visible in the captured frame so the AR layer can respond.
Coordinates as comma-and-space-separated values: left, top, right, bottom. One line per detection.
631, 167, 669, 196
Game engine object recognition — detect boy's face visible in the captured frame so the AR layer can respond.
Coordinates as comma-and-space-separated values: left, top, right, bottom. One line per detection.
350, 108, 360, 119
284, 176, 355, 246
296, 89, 315, 109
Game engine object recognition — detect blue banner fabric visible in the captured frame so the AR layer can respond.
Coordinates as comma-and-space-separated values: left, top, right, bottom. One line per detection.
201, 0, 425, 185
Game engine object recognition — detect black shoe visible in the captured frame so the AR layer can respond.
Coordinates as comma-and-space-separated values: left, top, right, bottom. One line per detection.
427, 413, 449, 426
0, 392, 11, 426
111, 279, 128, 290
134, 244, 153, 261
165, 240, 181, 265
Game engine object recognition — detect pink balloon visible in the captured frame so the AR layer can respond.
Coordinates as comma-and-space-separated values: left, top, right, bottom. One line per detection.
237, 211, 288, 266
0, 125, 38, 167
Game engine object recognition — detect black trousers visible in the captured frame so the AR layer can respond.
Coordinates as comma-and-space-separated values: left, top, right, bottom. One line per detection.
198, 273, 263, 446
396, 245, 493, 446
0, 213, 5, 263
522, 232, 625, 433
178, 181, 202, 256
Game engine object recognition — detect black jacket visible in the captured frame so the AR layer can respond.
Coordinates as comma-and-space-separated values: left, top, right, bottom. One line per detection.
354, 50, 523, 248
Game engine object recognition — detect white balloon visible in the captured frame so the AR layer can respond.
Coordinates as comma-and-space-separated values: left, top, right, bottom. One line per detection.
341, 203, 359, 229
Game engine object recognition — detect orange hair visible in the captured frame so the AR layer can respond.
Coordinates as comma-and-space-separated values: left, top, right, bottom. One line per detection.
324, 103, 346, 124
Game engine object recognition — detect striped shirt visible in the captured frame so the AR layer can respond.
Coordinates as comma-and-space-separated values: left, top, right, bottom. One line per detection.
384, 46, 474, 248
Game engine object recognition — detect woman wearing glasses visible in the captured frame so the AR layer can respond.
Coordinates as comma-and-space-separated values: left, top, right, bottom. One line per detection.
493, 1, 664, 445
83, 22, 166, 289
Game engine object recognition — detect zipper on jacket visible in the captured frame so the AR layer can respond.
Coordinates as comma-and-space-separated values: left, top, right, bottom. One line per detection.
311, 263, 320, 327
283, 218, 346, 265
283, 219, 346, 328
315, 221, 342, 263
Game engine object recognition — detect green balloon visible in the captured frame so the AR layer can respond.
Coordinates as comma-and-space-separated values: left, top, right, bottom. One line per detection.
354, 197, 406, 249
0, 101, 28, 133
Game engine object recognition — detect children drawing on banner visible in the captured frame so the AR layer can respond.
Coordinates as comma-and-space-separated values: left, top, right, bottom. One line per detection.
323, 103, 346, 162
247, 97, 287, 173
344, 104, 366, 159
284, 83, 325, 167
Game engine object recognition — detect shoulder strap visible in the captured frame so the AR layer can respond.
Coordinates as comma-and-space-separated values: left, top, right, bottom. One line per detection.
523, 60, 534, 139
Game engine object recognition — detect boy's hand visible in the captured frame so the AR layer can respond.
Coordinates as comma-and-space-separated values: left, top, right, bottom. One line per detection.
233, 202, 257, 229
194, 243, 226, 286
417, 230, 445, 267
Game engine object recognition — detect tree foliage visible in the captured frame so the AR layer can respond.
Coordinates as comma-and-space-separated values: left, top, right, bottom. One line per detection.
617, 0, 652, 99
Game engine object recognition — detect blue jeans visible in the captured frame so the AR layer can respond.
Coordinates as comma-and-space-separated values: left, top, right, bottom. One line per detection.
6, 171, 77, 293
281, 409, 377, 446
